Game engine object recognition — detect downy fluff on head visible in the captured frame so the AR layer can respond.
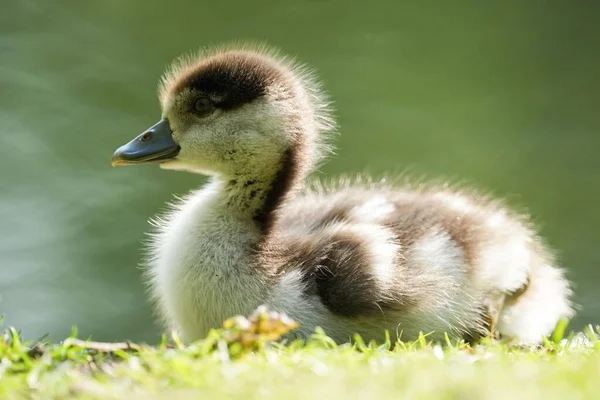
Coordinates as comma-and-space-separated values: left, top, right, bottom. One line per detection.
157, 44, 335, 180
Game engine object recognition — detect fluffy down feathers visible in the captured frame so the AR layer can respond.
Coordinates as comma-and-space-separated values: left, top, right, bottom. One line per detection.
121, 44, 574, 344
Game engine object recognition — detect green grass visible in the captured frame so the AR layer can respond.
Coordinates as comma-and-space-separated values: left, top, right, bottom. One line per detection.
1, 312, 599, 400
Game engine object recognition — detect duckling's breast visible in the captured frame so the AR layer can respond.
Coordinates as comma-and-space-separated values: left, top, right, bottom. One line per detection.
146, 181, 270, 341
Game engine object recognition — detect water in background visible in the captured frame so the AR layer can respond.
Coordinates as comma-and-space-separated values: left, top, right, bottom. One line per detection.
1, 0, 598, 342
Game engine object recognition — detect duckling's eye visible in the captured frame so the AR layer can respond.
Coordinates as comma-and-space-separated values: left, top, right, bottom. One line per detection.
192, 97, 214, 117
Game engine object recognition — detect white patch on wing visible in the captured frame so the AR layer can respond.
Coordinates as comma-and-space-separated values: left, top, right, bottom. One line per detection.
318, 222, 399, 291
349, 195, 395, 222
433, 192, 473, 213
353, 224, 398, 288
477, 236, 530, 293
403, 231, 480, 334
486, 211, 507, 228
407, 231, 465, 278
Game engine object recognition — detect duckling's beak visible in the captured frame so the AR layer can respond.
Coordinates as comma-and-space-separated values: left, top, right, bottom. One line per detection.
111, 118, 180, 167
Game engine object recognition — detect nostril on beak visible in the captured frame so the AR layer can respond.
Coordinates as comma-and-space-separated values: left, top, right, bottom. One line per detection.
141, 131, 152, 142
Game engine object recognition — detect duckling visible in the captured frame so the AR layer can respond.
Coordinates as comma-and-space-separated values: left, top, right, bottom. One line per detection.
112, 45, 573, 344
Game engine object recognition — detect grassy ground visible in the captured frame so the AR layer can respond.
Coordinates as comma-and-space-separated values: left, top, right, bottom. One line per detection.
1, 312, 599, 400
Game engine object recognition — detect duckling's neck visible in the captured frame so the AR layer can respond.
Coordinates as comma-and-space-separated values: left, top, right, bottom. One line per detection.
150, 144, 310, 339
150, 155, 303, 338
219, 147, 302, 237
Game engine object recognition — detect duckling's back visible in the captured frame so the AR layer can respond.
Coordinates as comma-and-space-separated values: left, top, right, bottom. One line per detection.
265, 181, 573, 344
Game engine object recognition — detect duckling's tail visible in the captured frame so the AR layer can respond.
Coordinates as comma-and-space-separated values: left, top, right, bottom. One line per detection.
496, 263, 574, 344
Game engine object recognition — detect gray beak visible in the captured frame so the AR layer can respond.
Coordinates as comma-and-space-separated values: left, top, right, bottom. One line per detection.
111, 118, 180, 166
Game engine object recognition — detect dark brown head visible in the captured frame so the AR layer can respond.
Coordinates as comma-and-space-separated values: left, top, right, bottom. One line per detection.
112, 45, 335, 180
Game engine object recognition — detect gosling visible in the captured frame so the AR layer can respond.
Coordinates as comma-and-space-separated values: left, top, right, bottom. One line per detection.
112, 45, 573, 344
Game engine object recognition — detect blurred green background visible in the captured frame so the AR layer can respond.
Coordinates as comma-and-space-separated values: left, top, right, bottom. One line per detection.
1, 0, 598, 342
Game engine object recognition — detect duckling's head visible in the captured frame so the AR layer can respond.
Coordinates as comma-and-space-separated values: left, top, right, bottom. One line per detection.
112, 45, 334, 180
